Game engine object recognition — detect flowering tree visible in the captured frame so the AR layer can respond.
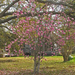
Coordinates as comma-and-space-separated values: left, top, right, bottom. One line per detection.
6, 0, 75, 74
55, 16, 75, 62
8, 15, 56, 74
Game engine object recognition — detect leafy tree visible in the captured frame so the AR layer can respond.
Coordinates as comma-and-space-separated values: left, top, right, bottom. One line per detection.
0, 26, 18, 53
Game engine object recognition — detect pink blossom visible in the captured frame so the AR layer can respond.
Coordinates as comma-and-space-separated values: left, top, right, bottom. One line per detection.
38, 56, 40, 58
20, 10, 23, 14
7, 45, 11, 49
41, 60, 42, 62
38, 32, 40, 36
66, 37, 69, 40
45, 59, 47, 61
39, 27, 41, 30
41, 45, 42, 47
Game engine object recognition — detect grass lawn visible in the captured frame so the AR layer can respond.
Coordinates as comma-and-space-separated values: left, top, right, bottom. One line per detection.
0, 56, 75, 75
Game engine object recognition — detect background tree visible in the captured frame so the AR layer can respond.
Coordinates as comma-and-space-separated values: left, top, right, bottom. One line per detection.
56, 18, 75, 62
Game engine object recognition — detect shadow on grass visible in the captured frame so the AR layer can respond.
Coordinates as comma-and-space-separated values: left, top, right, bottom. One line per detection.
40, 66, 56, 69
0, 60, 18, 63
0, 69, 75, 75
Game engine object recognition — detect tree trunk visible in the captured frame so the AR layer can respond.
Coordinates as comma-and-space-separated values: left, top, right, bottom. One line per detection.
61, 49, 70, 62
62, 54, 69, 62
34, 57, 40, 75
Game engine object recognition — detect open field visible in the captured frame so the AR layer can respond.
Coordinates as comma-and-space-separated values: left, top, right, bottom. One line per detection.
0, 56, 75, 75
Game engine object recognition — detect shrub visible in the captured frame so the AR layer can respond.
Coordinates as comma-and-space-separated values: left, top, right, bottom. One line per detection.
57, 53, 62, 56
68, 55, 73, 61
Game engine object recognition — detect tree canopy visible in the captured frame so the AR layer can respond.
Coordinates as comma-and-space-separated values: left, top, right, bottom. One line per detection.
0, 0, 75, 25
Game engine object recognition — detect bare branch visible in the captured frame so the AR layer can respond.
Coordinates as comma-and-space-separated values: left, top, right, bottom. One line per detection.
1, 12, 14, 17
0, 0, 20, 17
0, 16, 17, 24
36, 0, 74, 9
0, 25, 12, 31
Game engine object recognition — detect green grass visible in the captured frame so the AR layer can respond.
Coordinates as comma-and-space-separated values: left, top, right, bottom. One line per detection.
0, 56, 75, 75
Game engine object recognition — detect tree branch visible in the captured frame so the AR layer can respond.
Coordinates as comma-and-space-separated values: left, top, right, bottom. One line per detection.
1, 12, 14, 17
0, 4, 8, 7
0, 0, 20, 17
0, 4, 47, 18
0, 11, 61, 24
0, 11, 75, 24
0, 25, 12, 31
0, 16, 17, 24
36, 0, 74, 9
